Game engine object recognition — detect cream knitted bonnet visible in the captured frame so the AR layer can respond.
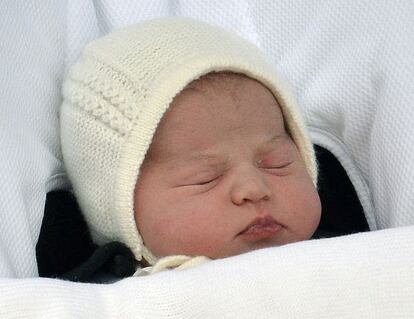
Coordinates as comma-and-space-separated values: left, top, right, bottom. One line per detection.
60, 17, 317, 266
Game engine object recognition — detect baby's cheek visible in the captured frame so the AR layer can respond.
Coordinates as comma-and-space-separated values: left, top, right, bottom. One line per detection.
164, 208, 227, 256
300, 187, 321, 238
140, 216, 181, 256
145, 208, 199, 247
284, 173, 321, 238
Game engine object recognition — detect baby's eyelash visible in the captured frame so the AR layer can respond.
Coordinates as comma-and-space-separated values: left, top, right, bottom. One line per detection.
193, 176, 219, 186
177, 175, 220, 187
260, 161, 294, 169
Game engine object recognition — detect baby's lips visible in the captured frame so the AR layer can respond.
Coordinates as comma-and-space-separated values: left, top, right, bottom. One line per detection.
242, 221, 281, 235
238, 215, 283, 241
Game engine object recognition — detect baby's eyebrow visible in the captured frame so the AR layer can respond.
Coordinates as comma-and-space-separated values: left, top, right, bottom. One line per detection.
167, 133, 289, 168
179, 153, 230, 170
160, 150, 230, 172
256, 133, 290, 152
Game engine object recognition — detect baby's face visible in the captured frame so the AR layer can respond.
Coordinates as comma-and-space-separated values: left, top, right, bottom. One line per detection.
134, 73, 321, 260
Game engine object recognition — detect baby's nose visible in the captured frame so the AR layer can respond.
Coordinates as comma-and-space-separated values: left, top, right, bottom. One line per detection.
230, 166, 271, 205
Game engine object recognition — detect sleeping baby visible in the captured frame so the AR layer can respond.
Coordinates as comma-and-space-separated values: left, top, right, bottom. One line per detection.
60, 17, 321, 277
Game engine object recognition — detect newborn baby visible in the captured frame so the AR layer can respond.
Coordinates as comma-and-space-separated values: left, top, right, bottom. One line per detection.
60, 17, 321, 274
135, 71, 320, 260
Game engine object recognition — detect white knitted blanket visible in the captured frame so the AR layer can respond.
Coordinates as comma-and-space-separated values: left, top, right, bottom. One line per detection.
1, 1, 414, 318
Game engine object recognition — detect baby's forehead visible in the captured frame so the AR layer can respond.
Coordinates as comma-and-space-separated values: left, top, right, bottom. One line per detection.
171, 71, 279, 117
182, 71, 252, 96
146, 72, 287, 163
162, 73, 253, 128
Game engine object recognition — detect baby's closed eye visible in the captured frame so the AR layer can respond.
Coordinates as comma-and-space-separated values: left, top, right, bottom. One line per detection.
258, 160, 294, 169
192, 176, 220, 186
178, 171, 222, 187
257, 152, 295, 175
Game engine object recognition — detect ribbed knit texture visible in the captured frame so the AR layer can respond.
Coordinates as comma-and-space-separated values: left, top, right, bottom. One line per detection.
2, 1, 414, 318
60, 17, 317, 265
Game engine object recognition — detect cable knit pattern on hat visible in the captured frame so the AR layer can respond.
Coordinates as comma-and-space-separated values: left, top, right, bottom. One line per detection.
60, 17, 317, 266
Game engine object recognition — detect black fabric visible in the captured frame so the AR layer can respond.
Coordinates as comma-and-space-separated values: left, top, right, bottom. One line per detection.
36, 191, 137, 281
36, 146, 368, 281
61, 241, 137, 282
314, 145, 369, 236
36, 190, 96, 278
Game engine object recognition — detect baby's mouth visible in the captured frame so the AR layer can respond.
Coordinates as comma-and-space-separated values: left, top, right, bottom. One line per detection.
238, 216, 282, 242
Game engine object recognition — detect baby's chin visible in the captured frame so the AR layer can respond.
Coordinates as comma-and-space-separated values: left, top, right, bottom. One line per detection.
155, 242, 279, 261
153, 228, 315, 260
206, 238, 286, 260
208, 230, 314, 259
